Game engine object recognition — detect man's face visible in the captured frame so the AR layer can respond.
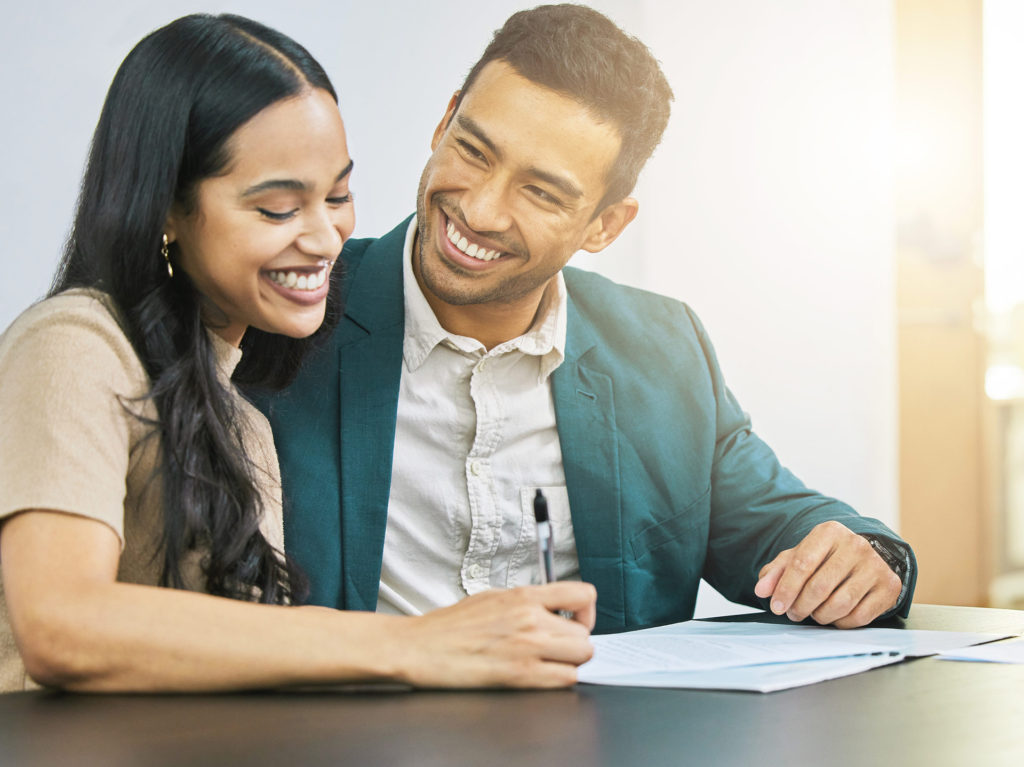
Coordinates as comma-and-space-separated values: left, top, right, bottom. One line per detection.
414, 61, 628, 321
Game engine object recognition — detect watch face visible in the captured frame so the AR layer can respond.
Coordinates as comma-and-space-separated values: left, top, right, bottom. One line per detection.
867, 536, 905, 576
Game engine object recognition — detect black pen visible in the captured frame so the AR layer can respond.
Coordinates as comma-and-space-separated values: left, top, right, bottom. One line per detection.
533, 489, 556, 584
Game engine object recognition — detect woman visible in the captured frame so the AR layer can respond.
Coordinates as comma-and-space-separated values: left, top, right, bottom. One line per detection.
0, 13, 595, 693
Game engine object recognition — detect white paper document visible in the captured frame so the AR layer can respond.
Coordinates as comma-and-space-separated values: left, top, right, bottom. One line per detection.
938, 638, 1024, 664
578, 620, 1013, 693
582, 653, 904, 693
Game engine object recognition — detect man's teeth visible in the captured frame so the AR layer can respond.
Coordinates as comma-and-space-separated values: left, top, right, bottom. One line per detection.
446, 221, 502, 261
267, 268, 328, 291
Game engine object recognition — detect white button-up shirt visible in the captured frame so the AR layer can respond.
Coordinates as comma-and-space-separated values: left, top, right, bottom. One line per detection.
377, 217, 580, 616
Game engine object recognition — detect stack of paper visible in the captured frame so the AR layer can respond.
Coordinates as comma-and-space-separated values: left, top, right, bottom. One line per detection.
938, 638, 1024, 664
578, 620, 1013, 692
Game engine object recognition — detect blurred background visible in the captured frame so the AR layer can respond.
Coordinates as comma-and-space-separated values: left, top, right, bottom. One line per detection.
1, 0, 1019, 614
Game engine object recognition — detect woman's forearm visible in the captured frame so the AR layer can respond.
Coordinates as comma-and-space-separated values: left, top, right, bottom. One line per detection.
2, 510, 596, 692
14, 582, 404, 692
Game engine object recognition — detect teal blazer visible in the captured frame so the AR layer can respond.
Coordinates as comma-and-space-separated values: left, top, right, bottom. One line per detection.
262, 217, 915, 632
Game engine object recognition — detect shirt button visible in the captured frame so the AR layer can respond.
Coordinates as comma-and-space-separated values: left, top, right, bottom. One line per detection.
469, 460, 482, 476
468, 564, 485, 579
477, 359, 488, 372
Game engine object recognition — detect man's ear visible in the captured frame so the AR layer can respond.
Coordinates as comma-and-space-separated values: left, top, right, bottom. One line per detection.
580, 197, 639, 254
431, 91, 461, 151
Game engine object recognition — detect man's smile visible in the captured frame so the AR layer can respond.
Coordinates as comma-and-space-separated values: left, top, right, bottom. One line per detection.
445, 219, 503, 262
436, 208, 519, 272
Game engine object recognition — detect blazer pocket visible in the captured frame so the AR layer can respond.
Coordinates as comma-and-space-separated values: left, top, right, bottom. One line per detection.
627, 484, 711, 561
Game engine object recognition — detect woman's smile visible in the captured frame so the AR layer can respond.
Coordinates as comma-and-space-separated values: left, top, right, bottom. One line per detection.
264, 260, 333, 305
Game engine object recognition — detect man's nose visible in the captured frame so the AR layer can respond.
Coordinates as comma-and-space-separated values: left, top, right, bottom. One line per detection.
460, 173, 514, 234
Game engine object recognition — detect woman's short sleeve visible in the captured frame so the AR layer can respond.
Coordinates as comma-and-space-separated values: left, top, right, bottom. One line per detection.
0, 292, 150, 543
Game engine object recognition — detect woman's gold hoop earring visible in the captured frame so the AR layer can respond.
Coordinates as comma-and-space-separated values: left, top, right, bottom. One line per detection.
161, 234, 173, 278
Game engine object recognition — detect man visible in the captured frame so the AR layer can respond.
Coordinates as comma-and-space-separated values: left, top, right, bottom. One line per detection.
264, 4, 915, 636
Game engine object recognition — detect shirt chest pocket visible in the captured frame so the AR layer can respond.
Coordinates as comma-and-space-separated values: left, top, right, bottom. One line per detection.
508, 485, 580, 586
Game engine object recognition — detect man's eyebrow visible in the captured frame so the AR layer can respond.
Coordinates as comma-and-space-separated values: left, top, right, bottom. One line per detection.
455, 115, 583, 201
526, 165, 583, 201
241, 159, 354, 197
456, 115, 500, 158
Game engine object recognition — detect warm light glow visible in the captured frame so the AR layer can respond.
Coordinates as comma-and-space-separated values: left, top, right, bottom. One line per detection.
986, 364, 1024, 401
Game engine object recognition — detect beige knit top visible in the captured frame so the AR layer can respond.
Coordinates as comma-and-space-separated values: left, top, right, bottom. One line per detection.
0, 289, 285, 691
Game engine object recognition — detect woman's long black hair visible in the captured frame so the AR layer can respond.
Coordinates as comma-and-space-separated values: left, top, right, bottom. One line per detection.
49, 14, 342, 604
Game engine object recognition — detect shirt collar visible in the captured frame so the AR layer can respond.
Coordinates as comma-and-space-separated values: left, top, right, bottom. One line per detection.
401, 215, 567, 381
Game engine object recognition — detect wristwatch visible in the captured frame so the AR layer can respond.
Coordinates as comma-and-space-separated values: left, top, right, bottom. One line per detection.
863, 534, 908, 581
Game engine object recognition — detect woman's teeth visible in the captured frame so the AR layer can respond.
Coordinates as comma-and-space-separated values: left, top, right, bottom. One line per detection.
446, 221, 502, 261
267, 268, 328, 291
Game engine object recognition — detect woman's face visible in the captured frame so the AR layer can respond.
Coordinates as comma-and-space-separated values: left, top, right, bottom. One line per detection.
167, 88, 354, 346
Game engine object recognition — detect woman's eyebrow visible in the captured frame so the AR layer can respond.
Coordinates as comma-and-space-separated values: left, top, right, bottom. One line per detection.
241, 178, 307, 197
241, 159, 354, 198
336, 158, 354, 181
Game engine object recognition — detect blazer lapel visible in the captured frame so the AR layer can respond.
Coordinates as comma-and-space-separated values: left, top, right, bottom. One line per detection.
551, 291, 625, 632
336, 222, 408, 610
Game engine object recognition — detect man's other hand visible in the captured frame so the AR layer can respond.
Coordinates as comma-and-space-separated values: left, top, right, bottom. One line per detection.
753, 521, 902, 628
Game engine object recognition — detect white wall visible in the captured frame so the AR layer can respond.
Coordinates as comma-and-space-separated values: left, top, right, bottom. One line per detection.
633, 0, 896, 614
0, 1, 897, 615
636, 0, 897, 531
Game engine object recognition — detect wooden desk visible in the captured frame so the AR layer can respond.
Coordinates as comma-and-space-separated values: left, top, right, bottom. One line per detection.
1, 605, 1022, 767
